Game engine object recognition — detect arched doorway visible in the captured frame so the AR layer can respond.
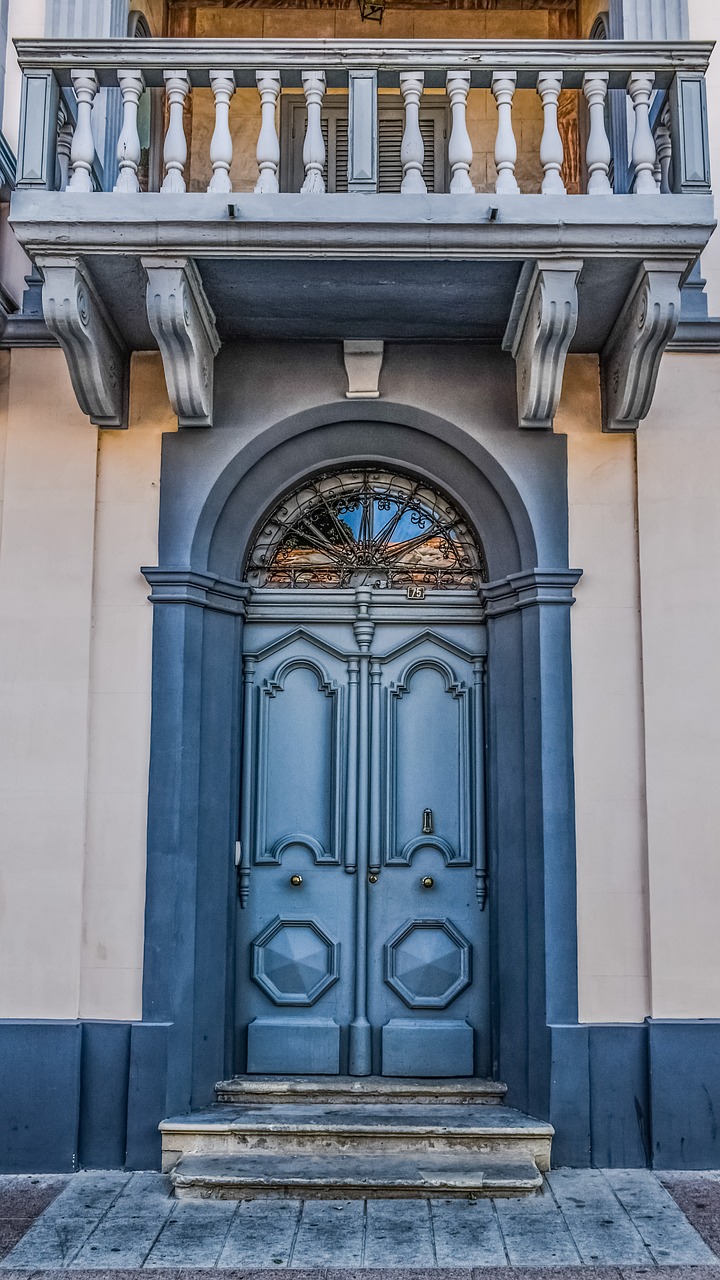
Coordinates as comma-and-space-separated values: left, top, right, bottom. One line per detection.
236, 468, 490, 1077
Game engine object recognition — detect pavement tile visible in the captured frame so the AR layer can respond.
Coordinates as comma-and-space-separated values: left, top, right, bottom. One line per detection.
662, 1176, 720, 1260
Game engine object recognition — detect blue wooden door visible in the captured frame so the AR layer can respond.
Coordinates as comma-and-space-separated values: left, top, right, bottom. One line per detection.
237, 600, 489, 1076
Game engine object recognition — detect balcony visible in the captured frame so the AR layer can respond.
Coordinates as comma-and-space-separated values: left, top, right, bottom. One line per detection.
8, 37, 716, 431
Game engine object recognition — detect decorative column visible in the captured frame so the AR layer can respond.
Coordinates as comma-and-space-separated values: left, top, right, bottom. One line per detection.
446, 70, 474, 194
238, 655, 256, 908
399, 72, 426, 194
161, 70, 191, 194
582, 73, 613, 195
537, 71, 565, 195
491, 72, 520, 194
349, 588, 374, 1076
628, 73, 658, 195
114, 70, 145, 194
68, 69, 99, 192
301, 71, 326, 194
56, 103, 73, 192
208, 70, 236, 194
254, 71, 281, 194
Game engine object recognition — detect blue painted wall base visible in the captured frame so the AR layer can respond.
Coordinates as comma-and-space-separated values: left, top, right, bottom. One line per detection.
0, 1020, 171, 1173
2, 1017, 720, 1171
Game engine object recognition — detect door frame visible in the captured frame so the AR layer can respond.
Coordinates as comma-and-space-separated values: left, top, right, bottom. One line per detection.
141, 404, 581, 1153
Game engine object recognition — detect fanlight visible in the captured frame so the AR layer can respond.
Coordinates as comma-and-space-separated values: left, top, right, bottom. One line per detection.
245, 468, 486, 590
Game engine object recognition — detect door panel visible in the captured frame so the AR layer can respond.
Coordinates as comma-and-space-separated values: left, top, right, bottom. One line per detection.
237, 606, 489, 1077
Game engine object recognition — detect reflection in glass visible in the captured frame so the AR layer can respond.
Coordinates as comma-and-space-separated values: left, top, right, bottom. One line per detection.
246, 469, 486, 589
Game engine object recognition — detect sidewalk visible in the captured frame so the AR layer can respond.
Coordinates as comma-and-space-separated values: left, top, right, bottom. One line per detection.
1, 1170, 720, 1275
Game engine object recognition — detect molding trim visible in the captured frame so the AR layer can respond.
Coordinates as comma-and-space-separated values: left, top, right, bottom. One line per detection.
142, 257, 220, 427
601, 259, 685, 432
668, 317, 720, 354
37, 255, 128, 428
142, 566, 251, 614
480, 568, 582, 618
343, 339, 384, 399
503, 259, 582, 429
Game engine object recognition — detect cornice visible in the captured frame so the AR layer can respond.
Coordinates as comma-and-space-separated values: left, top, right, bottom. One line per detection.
142, 567, 251, 614
480, 568, 582, 617
667, 318, 720, 354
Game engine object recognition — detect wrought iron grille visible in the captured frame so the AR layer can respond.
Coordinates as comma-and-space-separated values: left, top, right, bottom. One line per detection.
245, 469, 487, 589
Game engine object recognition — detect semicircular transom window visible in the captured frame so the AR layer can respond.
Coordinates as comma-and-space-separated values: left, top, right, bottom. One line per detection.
246, 469, 487, 590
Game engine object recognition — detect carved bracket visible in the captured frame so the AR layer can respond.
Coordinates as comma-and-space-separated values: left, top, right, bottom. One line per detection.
38, 256, 128, 428
503, 259, 582, 429
142, 257, 220, 427
343, 340, 384, 399
601, 259, 686, 432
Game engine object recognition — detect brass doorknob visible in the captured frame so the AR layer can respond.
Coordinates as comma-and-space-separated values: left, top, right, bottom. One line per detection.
368, 874, 379, 884
421, 876, 434, 889
290, 874, 303, 887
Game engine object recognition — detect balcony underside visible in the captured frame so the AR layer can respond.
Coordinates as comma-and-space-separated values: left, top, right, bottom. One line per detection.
12, 192, 715, 346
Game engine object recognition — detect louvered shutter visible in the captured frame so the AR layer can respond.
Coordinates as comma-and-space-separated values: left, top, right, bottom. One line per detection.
377, 112, 438, 193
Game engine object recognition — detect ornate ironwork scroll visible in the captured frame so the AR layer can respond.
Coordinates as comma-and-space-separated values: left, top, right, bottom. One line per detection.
245, 468, 487, 590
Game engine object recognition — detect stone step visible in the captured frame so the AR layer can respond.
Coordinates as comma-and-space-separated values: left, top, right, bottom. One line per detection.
171, 1151, 543, 1200
160, 1103, 553, 1174
215, 1074, 507, 1106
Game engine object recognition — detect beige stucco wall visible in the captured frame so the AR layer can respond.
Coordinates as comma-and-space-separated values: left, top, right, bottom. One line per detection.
0, 350, 170, 1020
688, 0, 720, 314
560, 356, 650, 1024
638, 353, 720, 1018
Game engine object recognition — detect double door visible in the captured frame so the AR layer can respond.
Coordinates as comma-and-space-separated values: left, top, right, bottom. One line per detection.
236, 599, 489, 1077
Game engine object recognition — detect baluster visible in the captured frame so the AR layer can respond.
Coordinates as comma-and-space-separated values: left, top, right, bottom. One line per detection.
114, 70, 145, 193
446, 70, 474, 194
582, 72, 612, 195
208, 69, 235, 194
301, 71, 326, 194
161, 70, 191, 194
537, 71, 565, 195
399, 72, 426, 194
255, 70, 281, 194
68, 69, 99, 192
628, 72, 658, 195
655, 102, 673, 195
491, 72, 519, 194
56, 103, 73, 192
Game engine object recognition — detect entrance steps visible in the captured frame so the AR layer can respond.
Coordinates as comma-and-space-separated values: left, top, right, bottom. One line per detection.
161, 1077, 553, 1200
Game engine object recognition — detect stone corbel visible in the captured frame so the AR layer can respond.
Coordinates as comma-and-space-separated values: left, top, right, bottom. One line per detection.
142, 257, 220, 427
38, 256, 128, 428
343, 340, 384, 399
503, 259, 582, 429
601, 260, 686, 432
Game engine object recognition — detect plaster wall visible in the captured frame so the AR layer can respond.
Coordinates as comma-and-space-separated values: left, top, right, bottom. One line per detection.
638, 353, 720, 1018
2, 0, 45, 156
560, 355, 649, 1024
0, 351, 168, 1021
688, 0, 720, 314
0, 349, 96, 1018
79, 353, 174, 1021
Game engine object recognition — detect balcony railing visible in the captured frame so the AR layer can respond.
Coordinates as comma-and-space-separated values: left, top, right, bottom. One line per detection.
13, 38, 714, 199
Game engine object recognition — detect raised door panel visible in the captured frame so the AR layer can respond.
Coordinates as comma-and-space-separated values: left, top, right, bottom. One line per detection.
238, 631, 355, 1074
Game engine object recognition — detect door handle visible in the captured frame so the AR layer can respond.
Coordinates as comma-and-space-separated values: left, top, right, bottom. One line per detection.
289, 874, 303, 887
422, 809, 434, 834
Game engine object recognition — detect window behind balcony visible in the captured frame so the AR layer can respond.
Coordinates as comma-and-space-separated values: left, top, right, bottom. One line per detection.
281, 96, 449, 193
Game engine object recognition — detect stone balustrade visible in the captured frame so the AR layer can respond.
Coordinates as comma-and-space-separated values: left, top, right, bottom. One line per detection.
13, 38, 713, 198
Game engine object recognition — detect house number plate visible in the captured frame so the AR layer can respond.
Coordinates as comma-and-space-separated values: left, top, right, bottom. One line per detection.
407, 585, 426, 600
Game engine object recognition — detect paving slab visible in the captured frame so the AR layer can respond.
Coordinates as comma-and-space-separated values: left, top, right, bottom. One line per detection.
430, 1199, 507, 1267
290, 1199, 366, 1268
605, 1169, 716, 1266
493, 1187, 581, 1266
217, 1198, 303, 1268
662, 1173, 720, 1260
363, 1200, 435, 1268
546, 1170, 650, 1267
143, 1200, 238, 1269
